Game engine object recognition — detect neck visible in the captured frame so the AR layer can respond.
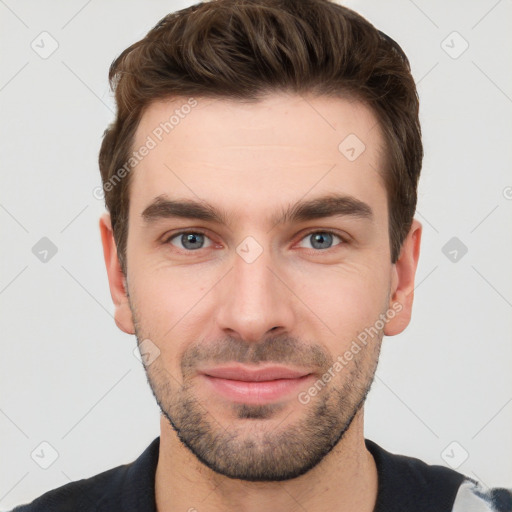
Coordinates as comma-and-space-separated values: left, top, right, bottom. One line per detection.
155, 407, 378, 512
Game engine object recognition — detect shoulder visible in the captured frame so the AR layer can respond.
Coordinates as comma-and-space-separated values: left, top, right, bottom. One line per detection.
10, 437, 160, 512
10, 464, 131, 512
451, 480, 512, 512
365, 439, 512, 512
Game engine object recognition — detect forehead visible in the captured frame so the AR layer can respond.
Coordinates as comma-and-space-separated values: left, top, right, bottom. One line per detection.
128, 93, 387, 226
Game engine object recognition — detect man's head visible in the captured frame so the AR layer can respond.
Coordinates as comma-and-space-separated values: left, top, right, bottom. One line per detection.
99, 0, 422, 275
99, 0, 422, 482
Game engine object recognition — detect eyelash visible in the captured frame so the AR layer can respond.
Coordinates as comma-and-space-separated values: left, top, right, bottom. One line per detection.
162, 229, 349, 253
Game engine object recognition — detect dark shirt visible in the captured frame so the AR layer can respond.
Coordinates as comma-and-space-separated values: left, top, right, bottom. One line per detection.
11, 437, 512, 511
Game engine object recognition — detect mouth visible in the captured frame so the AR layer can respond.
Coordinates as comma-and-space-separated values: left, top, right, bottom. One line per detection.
198, 364, 314, 404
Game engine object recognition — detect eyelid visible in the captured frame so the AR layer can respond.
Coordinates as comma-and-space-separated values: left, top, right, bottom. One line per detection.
295, 229, 349, 250
163, 228, 211, 242
163, 229, 216, 250
163, 228, 350, 253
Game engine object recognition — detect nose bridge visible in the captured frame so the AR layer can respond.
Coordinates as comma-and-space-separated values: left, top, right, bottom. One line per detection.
215, 239, 295, 342
234, 248, 274, 308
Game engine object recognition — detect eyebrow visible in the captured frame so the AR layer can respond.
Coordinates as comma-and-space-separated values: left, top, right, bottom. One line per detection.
141, 193, 373, 227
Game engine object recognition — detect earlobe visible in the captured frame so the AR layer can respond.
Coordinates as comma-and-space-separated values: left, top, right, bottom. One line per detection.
384, 219, 422, 337
99, 213, 135, 335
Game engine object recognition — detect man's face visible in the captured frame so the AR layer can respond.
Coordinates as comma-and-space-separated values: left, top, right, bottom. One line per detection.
114, 93, 405, 481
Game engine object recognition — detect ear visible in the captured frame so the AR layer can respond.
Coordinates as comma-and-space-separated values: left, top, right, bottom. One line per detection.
384, 219, 422, 336
99, 212, 135, 335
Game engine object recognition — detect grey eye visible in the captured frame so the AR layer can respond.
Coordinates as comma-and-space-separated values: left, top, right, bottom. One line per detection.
170, 232, 212, 250
298, 232, 342, 250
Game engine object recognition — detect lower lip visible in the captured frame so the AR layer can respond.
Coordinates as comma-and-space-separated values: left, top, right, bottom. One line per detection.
201, 374, 313, 404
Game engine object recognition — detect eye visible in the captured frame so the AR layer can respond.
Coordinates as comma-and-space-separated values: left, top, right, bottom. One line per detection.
297, 231, 345, 250
166, 231, 214, 251
163, 229, 346, 253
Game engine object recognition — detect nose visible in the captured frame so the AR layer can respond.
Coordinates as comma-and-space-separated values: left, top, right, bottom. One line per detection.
214, 242, 297, 343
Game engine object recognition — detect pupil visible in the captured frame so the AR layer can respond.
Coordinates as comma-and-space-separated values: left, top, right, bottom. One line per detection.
312, 232, 332, 249
183, 233, 203, 250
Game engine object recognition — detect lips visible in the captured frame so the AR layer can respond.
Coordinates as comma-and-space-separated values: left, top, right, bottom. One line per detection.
200, 365, 311, 382
198, 364, 314, 404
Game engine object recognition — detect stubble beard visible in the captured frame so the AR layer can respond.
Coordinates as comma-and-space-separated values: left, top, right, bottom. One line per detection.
134, 323, 383, 482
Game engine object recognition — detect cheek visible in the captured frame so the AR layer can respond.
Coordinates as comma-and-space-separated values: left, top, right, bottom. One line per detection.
129, 276, 195, 380
293, 261, 390, 338
129, 265, 214, 341
128, 272, 178, 336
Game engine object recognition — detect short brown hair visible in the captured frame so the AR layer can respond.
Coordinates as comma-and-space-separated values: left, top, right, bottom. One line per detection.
99, 0, 422, 274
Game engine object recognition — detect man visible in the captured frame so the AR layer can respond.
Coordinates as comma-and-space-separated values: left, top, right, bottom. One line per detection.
12, 0, 511, 511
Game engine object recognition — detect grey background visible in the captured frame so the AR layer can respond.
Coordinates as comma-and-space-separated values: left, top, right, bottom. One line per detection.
1, 0, 511, 509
